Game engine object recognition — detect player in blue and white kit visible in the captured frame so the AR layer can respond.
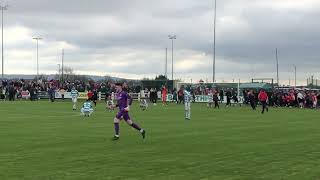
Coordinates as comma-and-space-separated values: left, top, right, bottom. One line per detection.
71, 87, 79, 110
81, 100, 94, 117
182, 86, 192, 120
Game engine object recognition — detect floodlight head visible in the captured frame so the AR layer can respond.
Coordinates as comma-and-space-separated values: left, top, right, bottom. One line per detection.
33, 37, 43, 40
0, 5, 9, 10
168, 35, 177, 39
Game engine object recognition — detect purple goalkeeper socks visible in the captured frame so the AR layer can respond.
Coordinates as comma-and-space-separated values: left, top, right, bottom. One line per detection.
131, 123, 142, 131
114, 123, 120, 136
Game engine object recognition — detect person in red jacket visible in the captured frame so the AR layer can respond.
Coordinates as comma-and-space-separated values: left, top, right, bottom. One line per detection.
258, 89, 269, 114
161, 85, 168, 106
87, 90, 94, 101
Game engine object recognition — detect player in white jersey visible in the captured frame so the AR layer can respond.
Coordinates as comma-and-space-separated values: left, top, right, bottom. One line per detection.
207, 90, 214, 108
106, 94, 115, 112
81, 100, 94, 117
140, 99, 149, 111
140, 90, 149, 111
182, 86, 192, 120
71, 87, 79, 110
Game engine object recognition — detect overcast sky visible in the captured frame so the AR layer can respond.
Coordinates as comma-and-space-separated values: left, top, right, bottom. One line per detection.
1, 0, 320, 84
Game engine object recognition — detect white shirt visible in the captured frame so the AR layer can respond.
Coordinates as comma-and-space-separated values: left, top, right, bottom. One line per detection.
297, 93, 304, 99
208, 93, 213, 102
184, 90, 192, 103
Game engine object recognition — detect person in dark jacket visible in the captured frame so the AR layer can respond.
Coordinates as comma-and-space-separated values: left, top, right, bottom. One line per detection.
48, 86, 55, 102
178, 89, 184, 104
8, 85, 16, 101
93, 89, 98, 107
213, 89, 219, 108
248, 90, 256, 110
219, 89, 224, 103
0, 86, 5, 100
225, 89, 232, 107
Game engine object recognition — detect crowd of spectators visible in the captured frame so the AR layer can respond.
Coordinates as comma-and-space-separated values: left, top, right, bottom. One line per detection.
0, 79, 143, 101
1, 79, 319, 109
243, 88, 320, 108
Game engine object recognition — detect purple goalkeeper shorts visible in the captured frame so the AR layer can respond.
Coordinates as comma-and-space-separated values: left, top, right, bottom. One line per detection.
116, 110, 130, 121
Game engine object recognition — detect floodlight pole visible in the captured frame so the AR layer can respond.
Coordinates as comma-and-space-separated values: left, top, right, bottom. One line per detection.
165, 48, 168, 78
213, 0, 217, 83
33, 37, 42, 81
168, 35, 176, 90
276, 48, 279, 86
61, 48, 64, 82
168, 35, 176, 82
1, 5, 8, 80
294, 65, 297, 88
57, 64, 61, 79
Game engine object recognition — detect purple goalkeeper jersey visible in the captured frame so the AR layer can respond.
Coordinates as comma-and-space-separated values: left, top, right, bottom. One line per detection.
116, 91, 129, 110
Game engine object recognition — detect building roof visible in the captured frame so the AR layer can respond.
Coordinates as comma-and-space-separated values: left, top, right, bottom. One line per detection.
239, 83, 273, 90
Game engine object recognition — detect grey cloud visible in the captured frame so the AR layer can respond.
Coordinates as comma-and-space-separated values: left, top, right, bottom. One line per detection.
2, 0, 320, 83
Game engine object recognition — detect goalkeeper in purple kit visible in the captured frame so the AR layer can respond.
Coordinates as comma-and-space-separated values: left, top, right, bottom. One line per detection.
112, 83, 146, 141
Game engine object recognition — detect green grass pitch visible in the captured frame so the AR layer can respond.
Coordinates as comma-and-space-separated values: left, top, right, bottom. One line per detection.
0, 100, 320, 180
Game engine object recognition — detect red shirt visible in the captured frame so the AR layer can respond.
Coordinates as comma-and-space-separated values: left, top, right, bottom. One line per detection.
313, 95, 318, 102
286, 95, 291, 102
178, 90, 183, 97
162, 88, 167, 96
258, 91, 268, 101
87, 92, 94, 99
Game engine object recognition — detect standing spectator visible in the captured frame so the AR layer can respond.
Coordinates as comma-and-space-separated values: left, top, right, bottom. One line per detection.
150, 88, 157, 105
161, 85, 168, 106
219, 89, 224, 103
243, 89, 249, 104
297, 91, 305, 108
192, 90, 196, 103
173, 89, 178, 104
232, 91, 239, 106
258, 89, 269, 114
93, 89, 98, 107
60, 87, 65, 101
317, 92, 320, 107
306, 92, 313, 108
178, 88, 184, 104
248, 90, 256, 110
87, 90, 94, 101
213, 89, 220, 108
225, 89, 232, 107
8, 85, 16, 101
312, 92, 318, 109
48, 86, 55, 102
0, 86, 4, 101
29, 86, 35, 101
